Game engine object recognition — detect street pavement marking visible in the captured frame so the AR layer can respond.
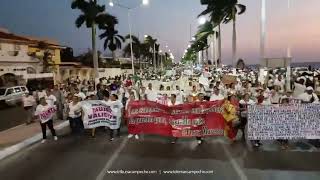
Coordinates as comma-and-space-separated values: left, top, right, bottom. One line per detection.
219, 140, 248, 180
96, 138, 129, 180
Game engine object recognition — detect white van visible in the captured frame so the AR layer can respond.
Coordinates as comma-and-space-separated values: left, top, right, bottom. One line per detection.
0, 86, 29, 106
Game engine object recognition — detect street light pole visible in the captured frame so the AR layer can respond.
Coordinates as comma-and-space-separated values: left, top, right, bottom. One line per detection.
128, 10, 135, 75
153, 43, 156, 69
109, 0, 149, 75
260, 0, 266, 67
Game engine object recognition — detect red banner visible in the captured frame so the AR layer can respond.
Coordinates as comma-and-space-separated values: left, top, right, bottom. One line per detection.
126, 100, 226, 137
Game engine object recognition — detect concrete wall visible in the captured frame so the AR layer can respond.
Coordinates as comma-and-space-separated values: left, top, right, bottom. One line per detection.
98, 68, 133, 78
59, 68, 94, 83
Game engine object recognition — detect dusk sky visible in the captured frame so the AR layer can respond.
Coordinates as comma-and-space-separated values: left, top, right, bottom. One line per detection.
1, 0, 320, 64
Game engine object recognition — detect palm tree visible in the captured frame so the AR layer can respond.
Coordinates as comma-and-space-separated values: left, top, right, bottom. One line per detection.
37, 41, 54, 73
99, 26, 124, 60
222, 0, 246, 67
190, 36, 208, 65
196, 21, 217, 64
144, 36, 158, 68
199, 0, 246, 66
71, 0, 117, 81
123, 35, 143, 68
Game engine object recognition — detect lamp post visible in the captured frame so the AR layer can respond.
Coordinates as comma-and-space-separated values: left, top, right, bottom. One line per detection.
260, 0, 266, 67
109, 0, 149, 75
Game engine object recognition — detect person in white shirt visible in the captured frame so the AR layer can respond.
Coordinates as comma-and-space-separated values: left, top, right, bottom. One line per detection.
280, 90, 293, 103
67, 95, 82, 134
235, 81, 243, 94
37, 89, 47, 101
270, 89, 281, 104
175, 85, 184, 103
239, 93, 255, 140
22, 92, 36, 125
46, 90, 57, 106
298, 86, 319, 103
267, 76, 274, 89
75, 88, 86, 101
139, 86, 147, 100
210, 86, 224, 101
34, 97, 58, 143
274, 75, 285, 91
293, 79, 306, 98
167, 94, 181, 106
126, 93, 139, 140
109, 94, 124, 141
86, 86, 96, 98
145, 83, 157, 101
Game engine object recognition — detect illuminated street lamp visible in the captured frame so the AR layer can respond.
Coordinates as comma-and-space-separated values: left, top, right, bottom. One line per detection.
142, 0, 149, 6
198, 16, 206, 25
109, 0, 150, 75
109, 1, 114, 7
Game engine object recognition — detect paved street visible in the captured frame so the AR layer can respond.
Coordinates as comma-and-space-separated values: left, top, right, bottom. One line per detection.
0, 106, 27, 131
0, 128, 319, 180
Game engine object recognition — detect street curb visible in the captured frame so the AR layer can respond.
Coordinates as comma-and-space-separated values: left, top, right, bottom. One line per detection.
0, 121, 69, 161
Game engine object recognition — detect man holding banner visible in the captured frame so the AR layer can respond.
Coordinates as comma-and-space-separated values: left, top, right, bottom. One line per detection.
109, 94, 124, 141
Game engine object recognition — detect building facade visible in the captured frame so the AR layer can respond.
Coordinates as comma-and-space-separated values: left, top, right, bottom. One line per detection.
0, 29, 64, 88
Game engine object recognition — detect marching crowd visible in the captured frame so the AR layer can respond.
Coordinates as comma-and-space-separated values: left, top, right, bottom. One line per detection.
21, 66, 320, 149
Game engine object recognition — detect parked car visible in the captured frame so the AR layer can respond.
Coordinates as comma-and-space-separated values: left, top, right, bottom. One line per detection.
0, 86, 29, 106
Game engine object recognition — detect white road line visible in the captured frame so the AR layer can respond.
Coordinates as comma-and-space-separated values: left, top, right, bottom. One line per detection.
220, 141, 248, 180
96, 138, 129, 180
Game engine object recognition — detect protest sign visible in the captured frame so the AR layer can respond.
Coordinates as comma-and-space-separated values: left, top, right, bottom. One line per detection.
37, 106, 57, 123
127, 100, 225, 137
199, 75, 209, 86
248, 104, 320, 140
222, 75, 237, 85
82, 100, 117, 129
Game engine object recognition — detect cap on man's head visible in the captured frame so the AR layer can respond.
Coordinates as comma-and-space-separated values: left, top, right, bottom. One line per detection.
306, 86, 314, 91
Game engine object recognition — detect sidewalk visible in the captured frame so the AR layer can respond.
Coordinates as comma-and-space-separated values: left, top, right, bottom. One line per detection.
0, 120, 69, 160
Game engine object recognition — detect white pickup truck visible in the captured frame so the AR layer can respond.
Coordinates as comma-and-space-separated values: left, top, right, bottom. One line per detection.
0, 86, 29, 106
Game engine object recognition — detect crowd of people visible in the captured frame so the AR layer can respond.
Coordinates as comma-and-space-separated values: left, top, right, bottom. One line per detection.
21, 66, 320, 149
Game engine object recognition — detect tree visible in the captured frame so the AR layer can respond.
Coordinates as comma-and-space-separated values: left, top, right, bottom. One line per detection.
123, 35, 143, 68
236, 58, 245, 70
199, 0, 246, 66
99, 25, 124, 60
71, 0, 118, 81
195, 21, 217, 64
144, 36, 159, 68
37, 41, 55, 73
76, 49, 108, 68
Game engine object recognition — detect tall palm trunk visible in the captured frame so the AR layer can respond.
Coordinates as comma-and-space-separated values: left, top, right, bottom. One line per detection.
206, 48, 209, 64
92, 23, 99, 85
260, 0, 266, 66
201, 50, 204, 65
232, 13, 237, 67
218, 24, 222, 67
112, 51, 116, 60
214, 32, 218, 66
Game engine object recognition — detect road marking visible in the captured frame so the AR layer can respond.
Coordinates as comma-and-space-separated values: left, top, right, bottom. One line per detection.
96, 138, 129, 180
219, 140, 248, 180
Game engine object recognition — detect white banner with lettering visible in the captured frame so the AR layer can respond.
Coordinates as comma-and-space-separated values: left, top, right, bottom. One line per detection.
248, 104, 320, 140
81, 100, 117, 129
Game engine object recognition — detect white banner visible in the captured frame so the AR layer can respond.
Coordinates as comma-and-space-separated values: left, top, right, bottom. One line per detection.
38, 106, 57, 123
81, 100, 117, 129
248, 104, 320, 140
